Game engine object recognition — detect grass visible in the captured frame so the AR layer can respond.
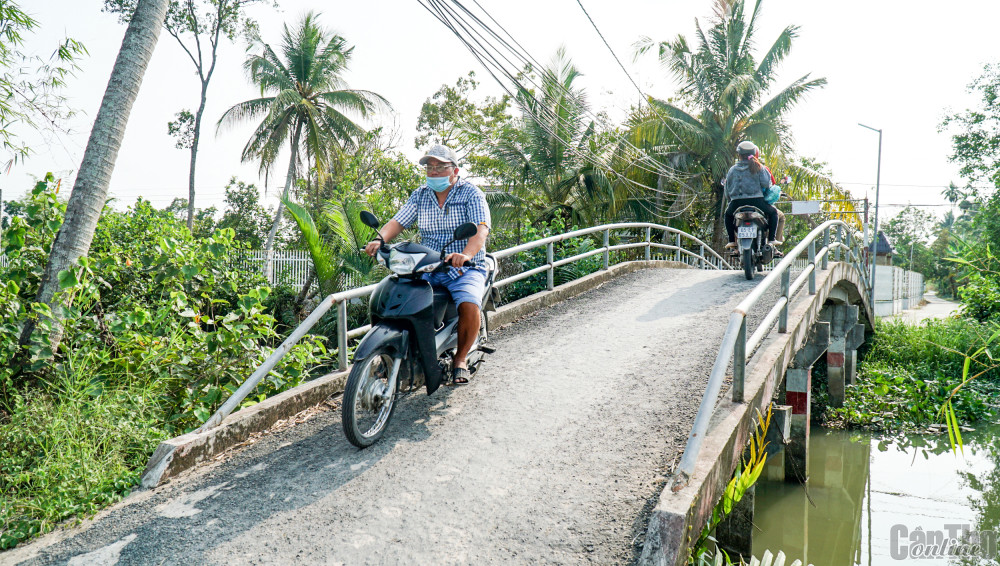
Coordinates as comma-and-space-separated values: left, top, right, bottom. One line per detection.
0, 354, 169, 549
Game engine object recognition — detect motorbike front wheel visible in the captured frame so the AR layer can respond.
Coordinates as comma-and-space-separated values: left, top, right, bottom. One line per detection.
742, 248, 754, 280
342, 347, 398, 448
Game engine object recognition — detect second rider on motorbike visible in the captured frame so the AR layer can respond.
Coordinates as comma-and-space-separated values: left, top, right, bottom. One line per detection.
724, 140, 781, 251
364, 144, 491, 386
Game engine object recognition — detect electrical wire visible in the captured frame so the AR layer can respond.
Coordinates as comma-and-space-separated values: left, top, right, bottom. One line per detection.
417, 0, 697, 217
573, 0, 693, 154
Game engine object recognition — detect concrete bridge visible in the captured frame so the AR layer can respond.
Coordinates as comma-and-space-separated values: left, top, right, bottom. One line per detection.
6, 223, 882, 566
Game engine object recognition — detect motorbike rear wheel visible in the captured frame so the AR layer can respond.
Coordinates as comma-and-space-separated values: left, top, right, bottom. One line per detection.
342, 347, 398, 448
742, 248, 754, 280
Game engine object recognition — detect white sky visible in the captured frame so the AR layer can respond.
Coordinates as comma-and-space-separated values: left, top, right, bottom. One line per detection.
8, 0, 999, 223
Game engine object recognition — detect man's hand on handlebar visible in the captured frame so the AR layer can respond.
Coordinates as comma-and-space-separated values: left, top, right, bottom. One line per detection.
444, 252, 472, 268
364, 240, 382, 257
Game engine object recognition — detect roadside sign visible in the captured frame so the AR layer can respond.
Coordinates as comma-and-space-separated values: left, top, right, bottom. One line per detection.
791, 201, 821, 215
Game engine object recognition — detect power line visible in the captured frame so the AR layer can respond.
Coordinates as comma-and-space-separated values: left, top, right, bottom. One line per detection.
417, 0, 696, 217
573, 0, 692, 154
837, 181, 995, 189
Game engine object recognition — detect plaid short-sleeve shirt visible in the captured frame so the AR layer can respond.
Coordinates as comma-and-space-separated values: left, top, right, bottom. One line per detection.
393, 178, 491, 280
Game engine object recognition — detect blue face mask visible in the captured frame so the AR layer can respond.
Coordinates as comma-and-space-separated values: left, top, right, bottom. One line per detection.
426, 176, 452, 192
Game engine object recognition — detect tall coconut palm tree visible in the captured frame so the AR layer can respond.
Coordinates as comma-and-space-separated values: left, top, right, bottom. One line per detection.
19, 0, 169, 360
485, 49, 623, 228
633, 0, 826, 248
218, 12, 388, 280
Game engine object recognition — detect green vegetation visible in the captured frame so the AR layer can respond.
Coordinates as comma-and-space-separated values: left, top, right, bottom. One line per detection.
0, 0, 887, 552
632, 0, 833, 246
825, 60, 1000, 440
690, 406, 771, 565
217, 12, 389, 271
0, 177, 326, 549
826, 318, 1000, 431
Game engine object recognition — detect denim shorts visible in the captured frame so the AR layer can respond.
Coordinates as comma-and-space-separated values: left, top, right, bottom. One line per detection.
424, 268, 487, 308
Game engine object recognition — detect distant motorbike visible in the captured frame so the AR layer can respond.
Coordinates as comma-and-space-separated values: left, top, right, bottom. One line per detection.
341, 211, 497, 448
732, 205, 775, 280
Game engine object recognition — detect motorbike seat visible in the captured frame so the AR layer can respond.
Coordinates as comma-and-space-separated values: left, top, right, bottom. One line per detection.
734, 205, 767, 224
432, 285, 458, 327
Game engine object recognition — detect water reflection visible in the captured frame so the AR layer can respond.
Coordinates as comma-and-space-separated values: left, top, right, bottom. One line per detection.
752, 425, 1000, 565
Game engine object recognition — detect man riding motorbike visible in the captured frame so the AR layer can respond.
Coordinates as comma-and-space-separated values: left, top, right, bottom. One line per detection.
363, 144, 491, 386
724, 141, 781, 251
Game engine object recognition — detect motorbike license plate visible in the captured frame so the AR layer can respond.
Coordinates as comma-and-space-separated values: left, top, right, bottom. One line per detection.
737, 225, 757, 238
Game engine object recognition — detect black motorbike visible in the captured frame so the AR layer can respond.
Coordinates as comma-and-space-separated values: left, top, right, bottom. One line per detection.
341, 211, 498, 448
732, 205, 776, 280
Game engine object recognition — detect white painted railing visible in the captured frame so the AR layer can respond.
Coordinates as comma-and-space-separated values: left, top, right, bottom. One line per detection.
196, 222, 729, 432
672, 221, 871, 489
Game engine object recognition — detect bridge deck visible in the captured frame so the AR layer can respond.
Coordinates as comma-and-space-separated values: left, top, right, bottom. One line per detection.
12, 268, 784, 566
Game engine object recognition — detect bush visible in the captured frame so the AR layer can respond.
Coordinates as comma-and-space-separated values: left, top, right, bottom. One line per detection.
827, 318, 1000, 430
0, 177, 330, 548
490, 216, 607, 304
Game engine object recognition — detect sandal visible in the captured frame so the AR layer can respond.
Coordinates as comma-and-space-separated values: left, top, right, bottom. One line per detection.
449, 367, 471, 386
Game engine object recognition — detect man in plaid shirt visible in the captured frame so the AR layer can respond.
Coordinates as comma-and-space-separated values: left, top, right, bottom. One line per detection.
364, 144, 491, 385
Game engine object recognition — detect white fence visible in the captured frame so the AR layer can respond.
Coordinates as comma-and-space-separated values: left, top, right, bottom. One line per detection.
233, 250, 314, 289
233, 251, 365, 290
874, 265, 925, 317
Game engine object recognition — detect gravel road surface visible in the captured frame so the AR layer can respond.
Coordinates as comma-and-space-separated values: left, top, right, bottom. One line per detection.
7, 268, 778, 566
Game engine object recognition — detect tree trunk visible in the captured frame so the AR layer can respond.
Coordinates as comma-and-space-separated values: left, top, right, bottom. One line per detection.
186, 84, 207, 232
711, 182, 728, 251
185, 22, 221, 232
18, 0, 169, 357
262, 120, 303, 283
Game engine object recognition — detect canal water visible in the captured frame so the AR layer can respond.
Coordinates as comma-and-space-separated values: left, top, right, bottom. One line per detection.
752, 424, 1000, 565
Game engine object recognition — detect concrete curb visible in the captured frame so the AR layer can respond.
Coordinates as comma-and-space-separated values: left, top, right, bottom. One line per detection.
140, 369, 349, 488
140, 260, 692, 488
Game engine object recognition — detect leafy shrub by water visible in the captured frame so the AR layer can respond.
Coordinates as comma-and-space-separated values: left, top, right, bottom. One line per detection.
827, 318, 1000, 430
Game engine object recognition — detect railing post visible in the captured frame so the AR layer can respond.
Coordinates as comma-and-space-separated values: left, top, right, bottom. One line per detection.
645, 226, 651, 261
699, 244, 705, 268
338, 300, 348, 371
834, 225, 842, 262
780, 269, 790, 333
603, 229, 610, 270
546, 242, 554, 291
675, 233, 681, 263
808, 240, 816, 295
733, 317, 747, 402
822, 228, 829, 270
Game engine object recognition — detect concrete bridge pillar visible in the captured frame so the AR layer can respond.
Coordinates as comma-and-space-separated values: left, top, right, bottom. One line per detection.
783, 322, 829, 483
822, 305, 862, 407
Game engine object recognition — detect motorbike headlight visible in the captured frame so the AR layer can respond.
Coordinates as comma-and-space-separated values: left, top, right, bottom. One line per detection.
417, 261, 443, 273
388, 250, 425, 274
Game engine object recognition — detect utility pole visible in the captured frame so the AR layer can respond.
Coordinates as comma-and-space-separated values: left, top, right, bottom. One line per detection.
859, 123, 883, 308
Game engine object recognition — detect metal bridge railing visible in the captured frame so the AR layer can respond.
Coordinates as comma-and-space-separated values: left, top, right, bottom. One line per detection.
671, 220, 870, 490
196, 222, 728, 432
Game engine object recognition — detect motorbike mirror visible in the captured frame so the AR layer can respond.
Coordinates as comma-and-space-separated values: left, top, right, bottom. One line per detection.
360, 210, 381, 230
452, 222, 478, 241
